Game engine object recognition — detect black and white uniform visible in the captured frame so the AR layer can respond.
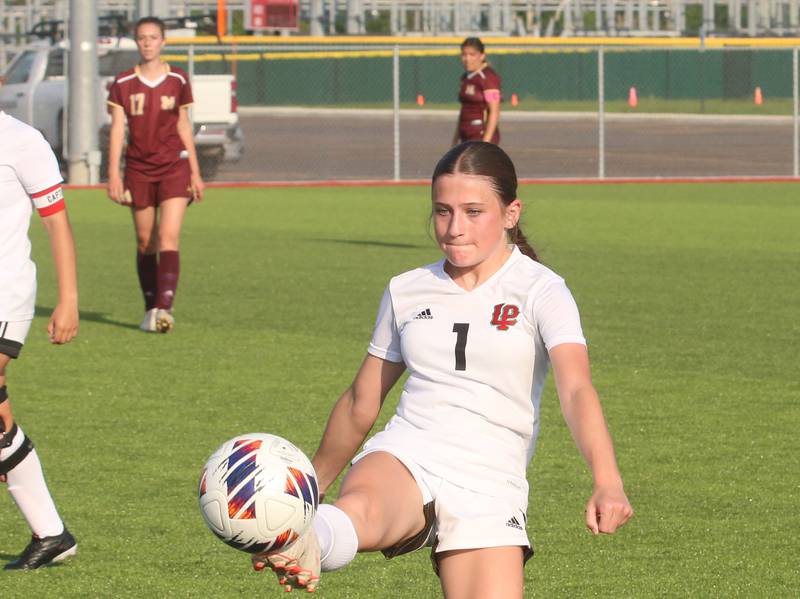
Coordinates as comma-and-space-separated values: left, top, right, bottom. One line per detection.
355, 246, 586, 553
0, 111, 69, 543
0, 111, 65, 357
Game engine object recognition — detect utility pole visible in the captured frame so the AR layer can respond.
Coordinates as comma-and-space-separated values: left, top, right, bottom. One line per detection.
67, 0, 99, 184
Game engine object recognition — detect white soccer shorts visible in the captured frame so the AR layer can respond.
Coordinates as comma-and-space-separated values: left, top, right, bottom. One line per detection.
353, 446, 532, 556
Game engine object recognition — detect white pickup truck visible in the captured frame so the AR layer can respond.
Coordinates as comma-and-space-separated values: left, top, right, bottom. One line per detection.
0, 38, 242, 179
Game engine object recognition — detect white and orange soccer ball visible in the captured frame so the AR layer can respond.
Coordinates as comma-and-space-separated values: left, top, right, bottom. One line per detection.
198, 433, 319, 554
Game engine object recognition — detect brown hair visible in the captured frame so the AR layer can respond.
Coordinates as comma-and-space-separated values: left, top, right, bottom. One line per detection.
135, 16, 166, 38
461, 37, 485, 53
432, 141, 539, 262
460, 37, 488, 69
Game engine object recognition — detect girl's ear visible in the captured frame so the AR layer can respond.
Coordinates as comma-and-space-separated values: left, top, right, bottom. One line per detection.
504, 199, 522, 229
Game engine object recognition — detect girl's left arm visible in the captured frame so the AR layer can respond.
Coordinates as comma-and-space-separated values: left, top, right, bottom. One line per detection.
549, 342, 633, 535
41, 209, 79, 344
177, 107, 205, 202
482, 93, 500, 142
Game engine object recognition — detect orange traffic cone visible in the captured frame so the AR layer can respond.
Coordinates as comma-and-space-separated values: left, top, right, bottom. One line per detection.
754, 86, 763, 106
416, 94, 425, 106
628, 86, 638, 108
511, 93, 519, 107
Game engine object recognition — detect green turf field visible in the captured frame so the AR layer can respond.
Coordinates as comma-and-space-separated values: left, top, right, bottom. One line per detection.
2, 183, 798, 597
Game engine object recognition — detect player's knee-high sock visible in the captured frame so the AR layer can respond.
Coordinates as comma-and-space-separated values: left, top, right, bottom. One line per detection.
155, 250, 179, 310
1, 425, 64, 538
314, 504, 359, 572
136, 251, 158, 311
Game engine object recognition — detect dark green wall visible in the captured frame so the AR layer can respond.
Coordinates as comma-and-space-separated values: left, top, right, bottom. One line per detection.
182, 48, 795, 105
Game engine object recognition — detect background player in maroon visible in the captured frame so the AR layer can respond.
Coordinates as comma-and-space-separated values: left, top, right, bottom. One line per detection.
106, 16, 204, 333
452, 37, 502, 145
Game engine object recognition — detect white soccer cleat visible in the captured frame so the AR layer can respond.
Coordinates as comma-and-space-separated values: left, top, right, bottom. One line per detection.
155, 309, 174, 334
139, 308, 157, 332
252, 527, 321, 593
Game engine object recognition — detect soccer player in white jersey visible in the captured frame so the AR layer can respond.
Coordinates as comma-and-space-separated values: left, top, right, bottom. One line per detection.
0, 110, 79, 569
253, 142, 633, 595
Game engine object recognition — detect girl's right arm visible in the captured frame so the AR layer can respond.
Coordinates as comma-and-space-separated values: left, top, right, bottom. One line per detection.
107, 105, 128, 204
311, 355, 405, 495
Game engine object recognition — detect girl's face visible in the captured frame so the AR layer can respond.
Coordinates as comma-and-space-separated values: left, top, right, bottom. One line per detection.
432, 173, 520, 270
136, 23, 165, 62
460, 46, 484, 73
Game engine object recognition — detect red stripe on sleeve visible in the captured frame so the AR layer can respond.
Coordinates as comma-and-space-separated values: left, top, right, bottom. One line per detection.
38, 199, 66, 217
30, 183, 63, 199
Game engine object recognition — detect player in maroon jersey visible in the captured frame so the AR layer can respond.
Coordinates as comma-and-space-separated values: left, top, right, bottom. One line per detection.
106, 16, 204, 334
452, 38, 502, 146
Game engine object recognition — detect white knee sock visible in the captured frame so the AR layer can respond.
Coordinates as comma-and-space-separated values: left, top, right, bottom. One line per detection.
314, 504, 359, 572
1, 426, 64, 538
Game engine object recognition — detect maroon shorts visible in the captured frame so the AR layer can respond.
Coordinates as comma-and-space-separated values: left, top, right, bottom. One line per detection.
124, 160, 191, 209
459, 125, 500, 145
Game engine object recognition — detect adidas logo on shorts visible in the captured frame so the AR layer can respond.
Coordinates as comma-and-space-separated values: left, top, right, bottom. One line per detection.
506, 516, 524, 531
413, 308, 433, 320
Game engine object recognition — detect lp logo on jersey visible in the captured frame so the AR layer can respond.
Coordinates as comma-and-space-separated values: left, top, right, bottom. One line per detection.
490, 303, 520, 331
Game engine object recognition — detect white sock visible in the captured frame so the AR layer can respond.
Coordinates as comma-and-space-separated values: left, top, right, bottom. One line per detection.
1, 426, 64, 538
314, 504, 359, 572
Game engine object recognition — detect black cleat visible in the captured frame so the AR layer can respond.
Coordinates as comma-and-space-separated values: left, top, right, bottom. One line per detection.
4, 528, 77, 570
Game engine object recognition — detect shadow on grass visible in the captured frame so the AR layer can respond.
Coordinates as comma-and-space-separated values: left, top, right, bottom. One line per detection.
36, 306, 140, 331
310, 238, 426, 249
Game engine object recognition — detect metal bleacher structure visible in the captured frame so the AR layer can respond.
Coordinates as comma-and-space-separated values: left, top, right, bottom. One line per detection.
4, 1, 800, 41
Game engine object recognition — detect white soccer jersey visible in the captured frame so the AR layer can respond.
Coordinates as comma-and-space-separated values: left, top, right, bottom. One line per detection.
0, 111, 65, 321
365, 246, 586, 497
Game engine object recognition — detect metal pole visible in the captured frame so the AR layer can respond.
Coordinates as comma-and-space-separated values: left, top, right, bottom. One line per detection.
310, 0, 325, 35
393, 45, 400, 182
137, 0, 152, 20
188, 44, 195, 123
67, 0, 99, 184
598, 46, 605, 179
346, 0, 359, 34
390, 0, 397, 34
793, 47, 798, 177
703, 0, 714, 34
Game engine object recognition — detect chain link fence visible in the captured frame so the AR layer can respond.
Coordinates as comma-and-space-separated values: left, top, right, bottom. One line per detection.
5, 39, 798, 182
169, 42, 799, 182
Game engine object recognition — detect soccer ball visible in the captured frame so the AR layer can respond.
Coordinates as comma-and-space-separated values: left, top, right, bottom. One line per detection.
198, 433, 319, 554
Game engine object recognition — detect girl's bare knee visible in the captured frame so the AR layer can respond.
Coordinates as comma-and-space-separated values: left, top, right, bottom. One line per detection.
137, 237, 157, 254
334, 491, 377, 545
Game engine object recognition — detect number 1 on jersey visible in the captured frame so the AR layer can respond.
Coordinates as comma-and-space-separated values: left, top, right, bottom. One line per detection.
452, 323, 469, 371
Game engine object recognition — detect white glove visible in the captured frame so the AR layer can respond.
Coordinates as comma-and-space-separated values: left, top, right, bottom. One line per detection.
252, 528, 321, 593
